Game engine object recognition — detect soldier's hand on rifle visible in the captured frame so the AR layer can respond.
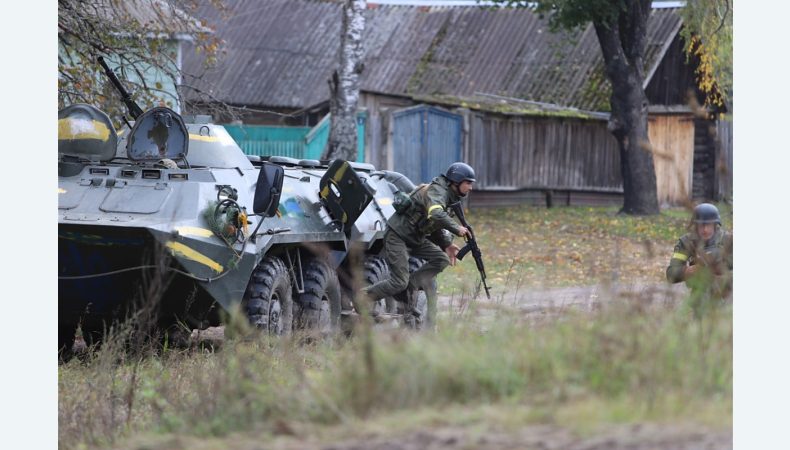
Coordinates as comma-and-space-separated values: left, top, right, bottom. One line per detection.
683, 264, 698, 280
457, 226, 471, 238
445, 243, 461, 266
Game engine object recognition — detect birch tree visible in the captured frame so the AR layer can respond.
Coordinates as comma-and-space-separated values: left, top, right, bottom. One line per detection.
323, 0, 366, 162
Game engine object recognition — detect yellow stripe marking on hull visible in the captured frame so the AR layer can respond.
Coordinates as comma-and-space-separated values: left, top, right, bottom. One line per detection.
189, 132, 235, 146
189, 133, 220, 142
175, 226, 214, 238
58, 118, 111, 141
166, 241, 224, 273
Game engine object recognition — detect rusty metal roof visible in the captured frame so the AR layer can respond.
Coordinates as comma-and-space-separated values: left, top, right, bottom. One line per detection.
183, 1, 682, 111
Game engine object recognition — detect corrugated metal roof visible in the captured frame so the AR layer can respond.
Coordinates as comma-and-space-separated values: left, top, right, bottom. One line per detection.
183, 1, 682, 111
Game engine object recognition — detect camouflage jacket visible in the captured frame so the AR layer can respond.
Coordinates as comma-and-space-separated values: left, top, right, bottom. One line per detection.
666, 228, 733, 283
387, 175, 463, 249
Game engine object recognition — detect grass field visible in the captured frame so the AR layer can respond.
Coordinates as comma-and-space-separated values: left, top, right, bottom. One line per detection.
437, 204, 732, 294
58, 205, 733, 449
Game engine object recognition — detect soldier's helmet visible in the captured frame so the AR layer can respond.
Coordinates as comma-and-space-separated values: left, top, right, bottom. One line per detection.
445, 162, 476, 184
693, 203, 721, 225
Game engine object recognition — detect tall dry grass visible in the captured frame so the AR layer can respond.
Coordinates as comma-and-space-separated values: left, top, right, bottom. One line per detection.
59, 296, 731, 449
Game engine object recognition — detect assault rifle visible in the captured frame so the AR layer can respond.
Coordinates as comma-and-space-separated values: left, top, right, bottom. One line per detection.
449, 202, 491, 299
97, 56, 144, 120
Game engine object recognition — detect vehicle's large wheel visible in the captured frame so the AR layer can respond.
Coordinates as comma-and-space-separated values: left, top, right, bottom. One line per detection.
243, 256, 293, 335
295, 258, 341, 333
58, 323, 77, 362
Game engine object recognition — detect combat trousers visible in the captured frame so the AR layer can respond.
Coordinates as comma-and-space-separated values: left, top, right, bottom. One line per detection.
366, 229, 449, 327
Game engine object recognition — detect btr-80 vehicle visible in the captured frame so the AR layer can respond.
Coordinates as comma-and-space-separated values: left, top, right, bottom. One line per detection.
58, 65, 427, 358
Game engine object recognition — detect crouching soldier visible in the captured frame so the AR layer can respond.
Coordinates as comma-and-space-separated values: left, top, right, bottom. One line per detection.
364, 162, 476, 329
666, 203, 733, 316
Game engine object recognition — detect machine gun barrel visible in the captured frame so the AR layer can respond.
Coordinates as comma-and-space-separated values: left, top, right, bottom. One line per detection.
97, 56, 144, 120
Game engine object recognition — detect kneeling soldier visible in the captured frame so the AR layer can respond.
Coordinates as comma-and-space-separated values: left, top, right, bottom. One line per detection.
666, 203, 733, 315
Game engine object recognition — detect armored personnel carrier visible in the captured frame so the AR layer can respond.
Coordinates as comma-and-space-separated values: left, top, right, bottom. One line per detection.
58, 65, 432, 358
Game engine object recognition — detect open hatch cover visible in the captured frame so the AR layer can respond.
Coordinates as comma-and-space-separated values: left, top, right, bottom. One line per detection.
319, 159, 375, 233
127, 107, 188, 161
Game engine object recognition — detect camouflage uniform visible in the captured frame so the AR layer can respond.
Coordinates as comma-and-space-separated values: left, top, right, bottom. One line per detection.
366, 174, 463, 327
666, 227, 733, 315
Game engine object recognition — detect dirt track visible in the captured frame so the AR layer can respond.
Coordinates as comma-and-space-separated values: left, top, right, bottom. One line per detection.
120, 422, 732, 450
175, 283, 692, 346
318, 424, 731, 450
70, 282, 690, 352
438, 281, 688, 318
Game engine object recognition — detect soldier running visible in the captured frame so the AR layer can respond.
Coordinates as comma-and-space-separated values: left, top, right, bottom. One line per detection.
364, 162, 476, 328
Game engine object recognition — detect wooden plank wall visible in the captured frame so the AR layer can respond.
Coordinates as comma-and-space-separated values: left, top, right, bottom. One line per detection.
715, 119, 733, 201
468, 113, 623, 192
648, 114, 694, 205
468, 189, 623, 208
360, 92, 414, 168
364, 99, 699, 207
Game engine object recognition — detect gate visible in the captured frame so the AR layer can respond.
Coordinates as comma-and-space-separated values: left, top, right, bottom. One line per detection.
392, 105, 462, 184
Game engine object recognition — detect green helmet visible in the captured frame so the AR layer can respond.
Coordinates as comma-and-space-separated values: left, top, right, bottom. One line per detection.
693, 203, 721, 225
445, 162, 476, 184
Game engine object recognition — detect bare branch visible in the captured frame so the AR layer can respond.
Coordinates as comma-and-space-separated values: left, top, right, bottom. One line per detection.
710, 0, 729, 39
58, 0, 224, 124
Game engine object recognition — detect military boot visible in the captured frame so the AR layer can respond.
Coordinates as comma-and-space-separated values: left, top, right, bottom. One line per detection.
397, 286, 422, 329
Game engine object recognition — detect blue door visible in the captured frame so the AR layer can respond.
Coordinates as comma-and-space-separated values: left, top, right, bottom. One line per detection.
392, 105, 462, 185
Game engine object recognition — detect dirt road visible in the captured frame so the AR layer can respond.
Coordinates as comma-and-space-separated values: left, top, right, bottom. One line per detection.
319, 424, 731, 450
438, 281, 689, 319
120, 422, 732, 450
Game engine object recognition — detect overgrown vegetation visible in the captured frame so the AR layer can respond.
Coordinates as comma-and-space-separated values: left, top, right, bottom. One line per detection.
59, 300, 731, 449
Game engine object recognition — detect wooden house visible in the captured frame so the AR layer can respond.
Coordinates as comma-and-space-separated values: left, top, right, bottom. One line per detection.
183, 0, 731, 206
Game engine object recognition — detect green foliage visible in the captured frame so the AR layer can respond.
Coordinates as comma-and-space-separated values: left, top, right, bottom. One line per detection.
679, 0, 733, 108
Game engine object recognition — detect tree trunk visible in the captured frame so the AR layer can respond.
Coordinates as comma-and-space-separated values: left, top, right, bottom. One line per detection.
593, 1, 659, 215
323, 0, 366, 162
